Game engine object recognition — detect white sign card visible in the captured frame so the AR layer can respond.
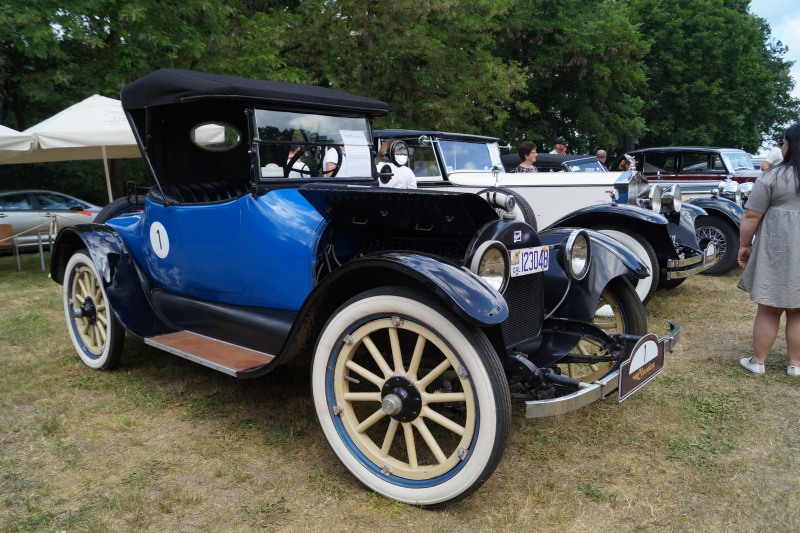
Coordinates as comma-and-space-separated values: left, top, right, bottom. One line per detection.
339, 130, 372, 177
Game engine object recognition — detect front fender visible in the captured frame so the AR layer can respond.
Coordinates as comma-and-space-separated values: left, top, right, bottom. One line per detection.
326, 253, 508, 326
686, 197, 743, 227
538, 228, 647, 324
50, 224, 173, 338
546, 204, 677, 257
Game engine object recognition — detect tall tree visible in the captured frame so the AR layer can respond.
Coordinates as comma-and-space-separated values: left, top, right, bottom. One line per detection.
492, 0, 649, 154
628, 0, 800, 152
265, 0, 531, 133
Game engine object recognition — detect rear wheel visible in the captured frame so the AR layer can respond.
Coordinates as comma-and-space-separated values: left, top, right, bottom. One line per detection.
63, 250, 125, 369
591, 225, 658, 305
312, 287, 510, 507
95, 196, 145, 224
562, 277, 647, 383
695, 215, 738, 276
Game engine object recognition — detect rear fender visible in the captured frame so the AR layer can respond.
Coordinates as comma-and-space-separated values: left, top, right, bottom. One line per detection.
538, 228, 647, 324
50, 224, 174, 338
686, 197, 743, 226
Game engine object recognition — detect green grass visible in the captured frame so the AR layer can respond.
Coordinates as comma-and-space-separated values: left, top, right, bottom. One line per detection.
1, 252, 799, 531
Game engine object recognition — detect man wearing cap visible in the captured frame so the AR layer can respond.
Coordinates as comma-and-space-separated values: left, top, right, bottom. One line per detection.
761, 134, 785, 170
550, 136, 568, 155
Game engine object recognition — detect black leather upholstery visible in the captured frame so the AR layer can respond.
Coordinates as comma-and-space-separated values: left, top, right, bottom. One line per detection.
147, 180, 250, 204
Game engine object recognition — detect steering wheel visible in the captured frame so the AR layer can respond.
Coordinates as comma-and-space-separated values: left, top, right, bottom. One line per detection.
285, 144, 343, 178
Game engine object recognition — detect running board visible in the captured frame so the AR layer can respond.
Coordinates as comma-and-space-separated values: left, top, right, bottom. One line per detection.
145, 331, 275, 377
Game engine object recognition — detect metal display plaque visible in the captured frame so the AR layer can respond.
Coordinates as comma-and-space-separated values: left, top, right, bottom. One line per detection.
618, 333, 666, 402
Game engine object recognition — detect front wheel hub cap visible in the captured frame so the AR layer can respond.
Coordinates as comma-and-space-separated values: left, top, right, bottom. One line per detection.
381, 376, 422, 422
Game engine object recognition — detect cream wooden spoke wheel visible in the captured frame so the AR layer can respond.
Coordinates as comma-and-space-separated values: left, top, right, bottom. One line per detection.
312, 288, 510, 508
563, 277, 647, 383
63, 250, 125, 370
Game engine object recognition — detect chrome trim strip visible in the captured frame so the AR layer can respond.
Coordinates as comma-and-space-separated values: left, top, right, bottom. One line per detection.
525, 371, 619, 418
667, 254, 702, 269
666, 243, 717, 278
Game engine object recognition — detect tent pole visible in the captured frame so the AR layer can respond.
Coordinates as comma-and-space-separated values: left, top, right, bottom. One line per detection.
101, 146, 113, 203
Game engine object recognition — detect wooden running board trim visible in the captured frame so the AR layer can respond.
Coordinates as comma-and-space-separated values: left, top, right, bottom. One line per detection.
145, 331, 275, 377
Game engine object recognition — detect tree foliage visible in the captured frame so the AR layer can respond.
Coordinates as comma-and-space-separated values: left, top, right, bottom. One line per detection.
628, 0, 800, 152
492, 0, 649, 154
1, 0, 800, 204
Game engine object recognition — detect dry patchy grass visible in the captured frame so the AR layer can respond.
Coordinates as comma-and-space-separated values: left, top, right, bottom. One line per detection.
1, 251, 799, 532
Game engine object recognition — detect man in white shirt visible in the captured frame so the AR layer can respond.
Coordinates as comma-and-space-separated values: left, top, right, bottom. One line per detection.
549, 136, 568, 155
761, 134, 785, 170
376, 141, 417, 189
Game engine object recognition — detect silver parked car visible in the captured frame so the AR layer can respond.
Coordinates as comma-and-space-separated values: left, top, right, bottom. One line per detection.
0, 190, 101, 248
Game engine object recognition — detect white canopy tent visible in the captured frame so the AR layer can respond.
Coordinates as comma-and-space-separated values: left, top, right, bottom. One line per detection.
0, 125, 34, 161
0, 95, 226, 203
0, 95, 140, 202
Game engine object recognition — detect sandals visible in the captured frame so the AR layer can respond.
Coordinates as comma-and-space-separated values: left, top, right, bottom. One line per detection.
788, 366, 800, 377
740, 357, 766, 375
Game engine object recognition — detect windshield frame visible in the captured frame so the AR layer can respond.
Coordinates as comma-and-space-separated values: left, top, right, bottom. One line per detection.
435, 140, 505, 177
250, 105, 377, 185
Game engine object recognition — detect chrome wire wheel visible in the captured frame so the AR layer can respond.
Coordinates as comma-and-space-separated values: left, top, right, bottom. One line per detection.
312, 288, 510, 507
562, 277, 647, 383
696, 225, 726, 259
333, 317, 476, 480
63, 250, 125, 370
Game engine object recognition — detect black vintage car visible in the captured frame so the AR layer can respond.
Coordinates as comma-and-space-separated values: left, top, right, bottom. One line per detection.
610, 147, 748, 275
49, 69, 678, 507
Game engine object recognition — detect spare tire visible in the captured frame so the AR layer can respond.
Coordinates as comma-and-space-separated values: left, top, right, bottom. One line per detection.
95, 196, 146, 224
477, 187, 537, 231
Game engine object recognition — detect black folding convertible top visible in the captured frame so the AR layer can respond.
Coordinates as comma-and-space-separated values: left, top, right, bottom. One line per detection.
120, 69, 389, 115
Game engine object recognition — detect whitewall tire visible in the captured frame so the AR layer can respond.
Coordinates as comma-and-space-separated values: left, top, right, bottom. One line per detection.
593, 227, 658, 306
63, 250, 126, 370
311, 287, 510, 507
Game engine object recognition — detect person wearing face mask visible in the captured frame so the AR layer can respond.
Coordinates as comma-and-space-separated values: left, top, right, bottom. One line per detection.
737, 124, 800, 376
507, 141, 538, 173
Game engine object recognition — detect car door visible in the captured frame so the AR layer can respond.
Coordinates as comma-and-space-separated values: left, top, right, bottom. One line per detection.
676, 152, 728, 198
640, 152, 678, 182
142, 192, 247, 297
32, 192, 94, 231
0, 192, 44, 247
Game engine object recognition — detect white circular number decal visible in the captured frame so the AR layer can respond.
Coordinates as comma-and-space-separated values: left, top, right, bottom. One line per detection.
149, 222, 169, 259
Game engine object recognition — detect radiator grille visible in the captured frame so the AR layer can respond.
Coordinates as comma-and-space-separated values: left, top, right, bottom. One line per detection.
500, 272, 544, 347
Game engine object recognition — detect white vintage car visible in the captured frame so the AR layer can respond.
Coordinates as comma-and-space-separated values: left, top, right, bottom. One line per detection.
373, 130, 718, 304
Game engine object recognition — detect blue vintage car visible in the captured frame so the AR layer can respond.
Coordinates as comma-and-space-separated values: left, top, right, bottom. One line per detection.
50, 69, 678, 507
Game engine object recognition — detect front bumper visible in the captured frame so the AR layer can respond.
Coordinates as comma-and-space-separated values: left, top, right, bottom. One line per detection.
665, 242, 717, 280
525, 320, 680, 418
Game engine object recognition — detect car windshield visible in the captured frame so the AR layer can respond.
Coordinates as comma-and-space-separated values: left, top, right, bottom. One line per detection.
378, 137, 442, 179
439, 141, 503, 173
254, 109, 372, 179
565, 159, 607, 172
720, 150, 754, 171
